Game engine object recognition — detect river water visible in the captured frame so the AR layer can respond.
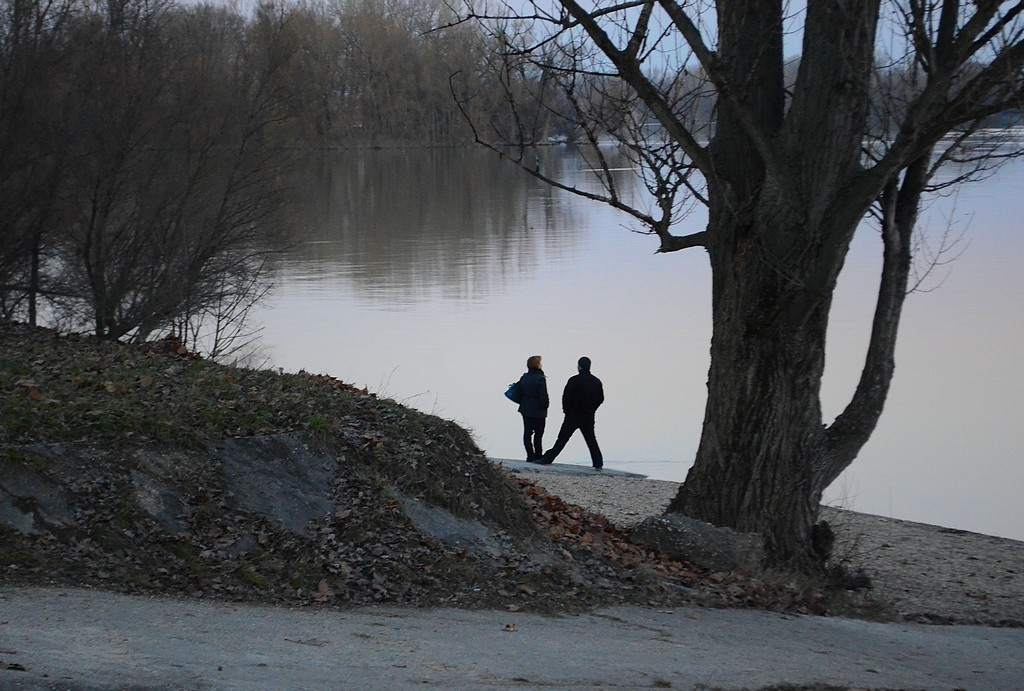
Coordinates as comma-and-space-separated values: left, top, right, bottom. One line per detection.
255, 147, 1024, 541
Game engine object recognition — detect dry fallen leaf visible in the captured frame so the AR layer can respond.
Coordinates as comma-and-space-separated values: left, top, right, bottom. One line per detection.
314, 579, 335, 602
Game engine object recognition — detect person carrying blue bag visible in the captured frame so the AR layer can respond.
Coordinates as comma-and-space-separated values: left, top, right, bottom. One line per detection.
513, 355, 549, 462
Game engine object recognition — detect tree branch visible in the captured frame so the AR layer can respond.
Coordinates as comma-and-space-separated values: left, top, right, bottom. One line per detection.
839, 3, 1024, 235
656, 0, 783, 183
449, 70, 698, 243
656, 231, 707, 253
557, 0, 714, 176
819, 150, 932, 486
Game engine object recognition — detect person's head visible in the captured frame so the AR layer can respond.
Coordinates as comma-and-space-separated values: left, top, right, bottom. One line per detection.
527, 355, 543, 370
577, 356, 591, 372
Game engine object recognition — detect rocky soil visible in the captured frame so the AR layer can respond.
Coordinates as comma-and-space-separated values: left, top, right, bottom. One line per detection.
2, 323, 837, 617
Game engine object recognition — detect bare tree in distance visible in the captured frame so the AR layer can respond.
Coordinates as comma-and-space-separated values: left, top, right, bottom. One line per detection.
447, 1, 1024, 568
0, 0, 76, 323
0, 0, 297, 360
4, 0, 524, 361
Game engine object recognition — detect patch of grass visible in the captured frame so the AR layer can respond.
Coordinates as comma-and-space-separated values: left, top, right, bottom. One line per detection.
165, 539, 201, 564
0, 326, 346, 445
0, 396, 37, 440
288, 562, 322, 592
1, 447, 44, 469
0, 525, 27, 565
236, 566, 270, 589
0, 525, 54, 575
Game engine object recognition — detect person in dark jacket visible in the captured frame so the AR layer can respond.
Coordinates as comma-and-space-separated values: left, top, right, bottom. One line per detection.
517, 355, 549, 462
538, 356, 604, 469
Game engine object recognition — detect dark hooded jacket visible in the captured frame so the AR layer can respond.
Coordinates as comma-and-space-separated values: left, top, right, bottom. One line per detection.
517, 368, 549, 418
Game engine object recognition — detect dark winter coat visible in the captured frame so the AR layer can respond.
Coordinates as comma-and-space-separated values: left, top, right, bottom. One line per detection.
562, 370, 604, 419
517, 368, 549, 418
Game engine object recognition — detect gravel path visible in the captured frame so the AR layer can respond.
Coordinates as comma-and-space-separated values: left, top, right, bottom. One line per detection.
3, 586, 1023, 690
528, 472, 1024, 626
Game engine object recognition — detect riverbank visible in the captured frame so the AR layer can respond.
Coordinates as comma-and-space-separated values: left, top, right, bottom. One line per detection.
3, 322, 1021, 628
0, 323, 851, 618
523, 468, 1024, 627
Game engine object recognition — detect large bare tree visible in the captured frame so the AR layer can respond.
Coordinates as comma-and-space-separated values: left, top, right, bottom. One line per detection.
449, 1, 1024, 567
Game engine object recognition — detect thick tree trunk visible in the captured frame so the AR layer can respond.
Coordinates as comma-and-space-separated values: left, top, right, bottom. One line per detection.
667, 158, 921, 569
668, 207, 836, 569
664, 0, 891, 570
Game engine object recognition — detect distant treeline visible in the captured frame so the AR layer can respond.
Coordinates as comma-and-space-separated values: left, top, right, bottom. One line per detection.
231, 0, 519, 147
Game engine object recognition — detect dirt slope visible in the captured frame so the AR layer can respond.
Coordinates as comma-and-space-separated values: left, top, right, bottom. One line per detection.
4, 323, 814, 614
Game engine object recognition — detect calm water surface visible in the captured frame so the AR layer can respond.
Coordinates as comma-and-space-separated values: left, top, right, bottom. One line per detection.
256, 148, 1024, 541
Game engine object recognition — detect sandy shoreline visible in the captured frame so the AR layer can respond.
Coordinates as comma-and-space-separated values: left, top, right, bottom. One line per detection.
525, 471, 1024, 626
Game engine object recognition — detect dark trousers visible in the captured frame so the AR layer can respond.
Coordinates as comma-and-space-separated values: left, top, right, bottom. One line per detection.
522, 415, 545, 461
542, 414, 602, 468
